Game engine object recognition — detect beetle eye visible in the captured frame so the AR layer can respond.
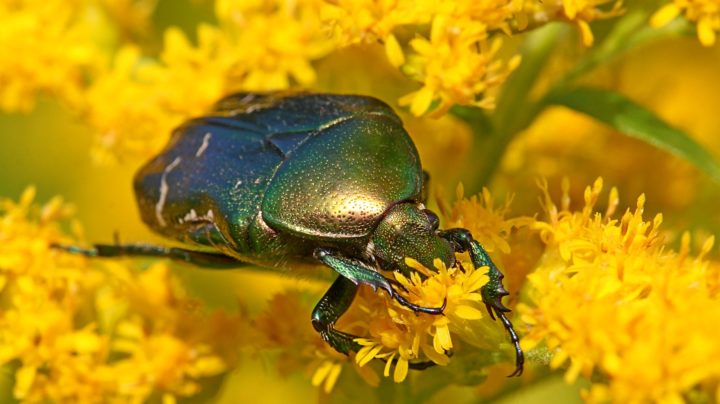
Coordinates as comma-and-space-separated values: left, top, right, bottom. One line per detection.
423, 209, 440, 230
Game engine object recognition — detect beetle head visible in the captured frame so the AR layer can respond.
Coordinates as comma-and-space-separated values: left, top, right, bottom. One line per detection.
371, 203, 455, 273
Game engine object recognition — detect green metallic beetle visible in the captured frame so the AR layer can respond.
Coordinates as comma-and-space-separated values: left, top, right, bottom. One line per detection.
60, 92, 523, 376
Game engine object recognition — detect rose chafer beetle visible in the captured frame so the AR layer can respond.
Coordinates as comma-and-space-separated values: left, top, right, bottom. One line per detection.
59, 92, 523, 376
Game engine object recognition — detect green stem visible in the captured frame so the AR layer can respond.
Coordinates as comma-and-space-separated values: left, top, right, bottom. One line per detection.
545, 11, 688, 100
459, 13, 687, 194
462, 23, 566, 193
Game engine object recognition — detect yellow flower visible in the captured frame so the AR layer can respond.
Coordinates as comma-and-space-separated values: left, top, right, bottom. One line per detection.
351, 256, 500, 383
85, 0, 337, 162
440, 183, 535, 255
516, 0, 624, 46
109, 319, 227, 401
0, 0, 108, 112
254, 291, 379, 393
320, 0, 434, 45
519, 178, 720, 402
652, 0, 720, 46
0, 188, 248, 402
400, 16, 521, 116
84, 24, 236, 163
323, 0, 522, 115
98, 0, 157, 40
217, 0, 336, 89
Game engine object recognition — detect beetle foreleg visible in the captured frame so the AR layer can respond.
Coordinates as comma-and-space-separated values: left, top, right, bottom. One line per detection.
314, 248, 445, 315
314, 250, 448, 369
439, 229, 524, 377
53, 243, 245, 269
311, 275, 362, 355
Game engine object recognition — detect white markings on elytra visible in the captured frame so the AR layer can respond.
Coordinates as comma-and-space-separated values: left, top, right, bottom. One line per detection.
155, 156, 182, 227
195, 132, 212, 157
365, 240, 376, 259
181, 209, 198, 222
178, 208, 215, 224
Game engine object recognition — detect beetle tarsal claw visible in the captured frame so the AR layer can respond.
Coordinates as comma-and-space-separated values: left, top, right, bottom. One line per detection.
496, 310, 524, 377
390, 290, 446, 315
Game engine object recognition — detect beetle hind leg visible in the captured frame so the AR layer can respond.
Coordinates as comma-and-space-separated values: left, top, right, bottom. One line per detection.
52, 242, 245, 269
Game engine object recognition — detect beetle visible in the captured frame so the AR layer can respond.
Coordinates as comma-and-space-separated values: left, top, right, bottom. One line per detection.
58, 92, 523, 376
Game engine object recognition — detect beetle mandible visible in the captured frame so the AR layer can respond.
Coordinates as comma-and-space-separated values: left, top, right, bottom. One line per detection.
59, 92, 523, 376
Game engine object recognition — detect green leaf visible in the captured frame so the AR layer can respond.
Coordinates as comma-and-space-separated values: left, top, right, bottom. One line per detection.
554, 11, 690, 90
547, 87, 720, 183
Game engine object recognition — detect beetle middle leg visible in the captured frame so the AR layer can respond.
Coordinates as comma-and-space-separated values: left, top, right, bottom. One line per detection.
314, 248, 445, 315
53, 243, 245, 269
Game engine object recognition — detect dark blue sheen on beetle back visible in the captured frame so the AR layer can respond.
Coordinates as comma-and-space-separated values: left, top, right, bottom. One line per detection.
134, 92, 421, 265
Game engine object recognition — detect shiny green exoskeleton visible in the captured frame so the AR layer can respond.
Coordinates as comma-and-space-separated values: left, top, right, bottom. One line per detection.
59, 93, 523, 376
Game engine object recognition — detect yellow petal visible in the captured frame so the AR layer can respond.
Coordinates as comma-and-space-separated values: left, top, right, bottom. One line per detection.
324, 363, 343, 393
70, 331, 102, 353
162, 394, 177, 404
564, 0, 578, 19
650, 4, 680, 28
290, 61, 317, 85
698, 18, 716, 46
20, 186, 36, 206
550, 349, 569, 369
312, 361, 333, 386
385, 34, 405, 67
14, 365, 36, 399
509, 54, 522, 71
436, 325, 453, 351
358, 344, 384, 367
393, 271, 411, 288
454, 304, 484, 320
409, 37, 434, 55
409, 87, 435, 116
564, 359, 583, 384
465, 269, 488, 292
421, 343, 451, 366
192, 356, 226, 376
393, 357, 409, 382
577, 20, 594, 47
384, 353, 396, 377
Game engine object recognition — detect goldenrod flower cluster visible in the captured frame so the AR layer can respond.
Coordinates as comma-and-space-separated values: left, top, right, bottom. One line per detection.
0, 188, 248, 403
2, 0, 631, 162
652, 0, 720, 46
3, 0, 720, 402
519, 178, 720, 402
0, 1, 107, 112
